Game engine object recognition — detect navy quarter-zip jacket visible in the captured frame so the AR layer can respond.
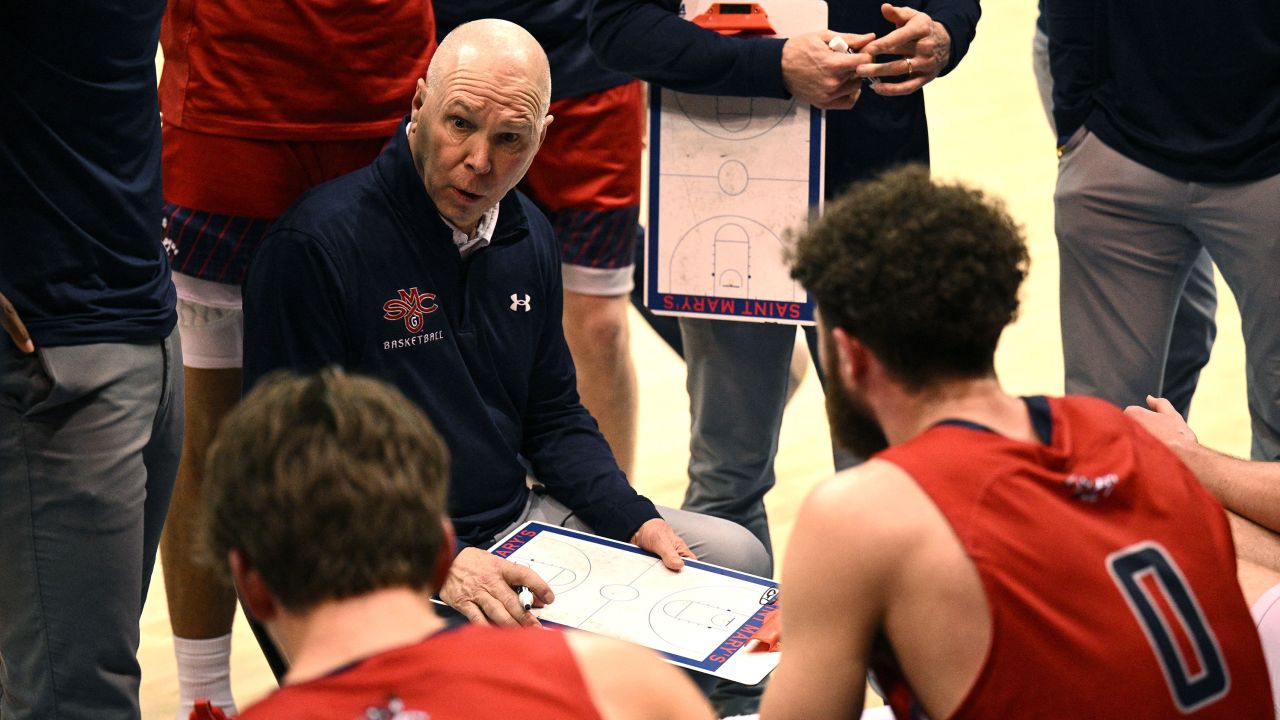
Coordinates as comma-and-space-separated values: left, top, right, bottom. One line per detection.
243, 120, 661, 547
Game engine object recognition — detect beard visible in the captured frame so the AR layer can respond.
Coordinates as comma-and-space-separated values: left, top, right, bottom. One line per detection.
826, 381, 890, 460
822, 339, 890, 460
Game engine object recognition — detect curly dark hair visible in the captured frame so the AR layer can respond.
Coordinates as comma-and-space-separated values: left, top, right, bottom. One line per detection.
790, 165, 1029, 390
202, 368, 451, 612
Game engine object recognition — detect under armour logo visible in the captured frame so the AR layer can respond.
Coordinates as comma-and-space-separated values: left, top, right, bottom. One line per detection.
510, 293, 531, 312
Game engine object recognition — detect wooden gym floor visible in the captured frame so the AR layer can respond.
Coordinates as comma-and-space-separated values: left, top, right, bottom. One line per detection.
137, 0, 1251, 714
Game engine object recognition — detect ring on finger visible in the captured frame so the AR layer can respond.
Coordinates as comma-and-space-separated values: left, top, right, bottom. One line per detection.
906, 58, 914, 77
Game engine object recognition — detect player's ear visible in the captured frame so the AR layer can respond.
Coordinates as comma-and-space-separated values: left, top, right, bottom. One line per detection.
229, 549, 280, 623
831, 327, 864, 390
431, 518, 457, 593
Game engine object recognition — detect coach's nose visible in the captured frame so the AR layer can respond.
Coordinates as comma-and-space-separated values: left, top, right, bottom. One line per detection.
463, 136, 492, 176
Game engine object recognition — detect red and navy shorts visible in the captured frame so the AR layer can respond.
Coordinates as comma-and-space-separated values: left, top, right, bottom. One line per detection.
521, 81, 644, 296
162, 123, 388, 285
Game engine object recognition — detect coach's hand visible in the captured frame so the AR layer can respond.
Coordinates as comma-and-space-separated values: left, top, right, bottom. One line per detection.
632, 518, 697, 571
781, 30, 875, 110
0, 290, 34, 354
855, 4, 952, 96
440, 547, 554, 627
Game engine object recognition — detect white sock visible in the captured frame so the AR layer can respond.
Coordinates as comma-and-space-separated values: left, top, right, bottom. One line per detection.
174, 634, 238, 719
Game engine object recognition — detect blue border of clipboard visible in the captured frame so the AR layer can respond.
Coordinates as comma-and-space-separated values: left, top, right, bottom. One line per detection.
491, 521, 779, 672
645, 87, 821, 325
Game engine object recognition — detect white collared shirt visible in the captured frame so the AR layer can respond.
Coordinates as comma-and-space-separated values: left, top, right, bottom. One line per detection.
440, 204, 499, 260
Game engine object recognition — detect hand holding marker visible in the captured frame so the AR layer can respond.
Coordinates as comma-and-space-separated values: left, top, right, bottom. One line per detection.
828, 35, 878, 87
510, 560, 537, 614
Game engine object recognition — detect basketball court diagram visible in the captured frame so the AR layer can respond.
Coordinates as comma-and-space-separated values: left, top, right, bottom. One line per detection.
653, 90, 815, 308
645, 0, 828, 324
490, 523, 780, 685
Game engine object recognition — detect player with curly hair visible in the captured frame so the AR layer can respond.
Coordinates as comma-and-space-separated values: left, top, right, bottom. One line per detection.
760, 166, 1271, 719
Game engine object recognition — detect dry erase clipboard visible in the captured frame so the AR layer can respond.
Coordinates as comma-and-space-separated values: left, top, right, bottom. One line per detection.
645, 0, 828, 326
490, 521, 780, 685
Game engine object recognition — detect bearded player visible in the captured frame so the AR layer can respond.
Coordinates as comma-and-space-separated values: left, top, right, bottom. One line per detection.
759, 166, 1271, 718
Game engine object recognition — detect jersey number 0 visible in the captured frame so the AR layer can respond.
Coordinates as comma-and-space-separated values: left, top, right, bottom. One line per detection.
1107, 541, 1230, 713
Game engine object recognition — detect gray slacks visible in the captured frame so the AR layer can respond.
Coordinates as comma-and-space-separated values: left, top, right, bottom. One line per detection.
1056, 130, 1280, 459
498, 490, 771, 582
0, 331, 183, 719
1035, 25, 1217, 417
678, 316, 859, 569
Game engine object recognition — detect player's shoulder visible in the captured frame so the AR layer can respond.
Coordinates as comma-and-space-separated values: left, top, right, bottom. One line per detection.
234, 688, 312, 720
1055, 394, 1141, 437
564, 632, 716, 720
1059, 393, 1177, 458
564, 628, 655, 667
810, 459, 930, 519
799, 459, 948, 548
443, 623, 572, 658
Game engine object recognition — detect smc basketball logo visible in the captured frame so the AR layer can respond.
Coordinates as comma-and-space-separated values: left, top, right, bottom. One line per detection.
383, 287, 438, 333
362, 697, 427, 720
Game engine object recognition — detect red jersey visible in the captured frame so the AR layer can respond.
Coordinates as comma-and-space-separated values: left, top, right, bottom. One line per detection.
158, 0, 434, 141
873, 395, 1271, 719
237, 625, 603, 720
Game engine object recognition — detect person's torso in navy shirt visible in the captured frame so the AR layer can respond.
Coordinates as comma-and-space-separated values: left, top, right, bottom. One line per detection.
0, 1, 175, 347
243, 126, 658, 545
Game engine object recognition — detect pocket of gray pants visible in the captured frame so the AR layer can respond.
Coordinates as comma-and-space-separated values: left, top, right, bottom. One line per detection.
1057, 125, 1091, 162
0, 347, 54, 414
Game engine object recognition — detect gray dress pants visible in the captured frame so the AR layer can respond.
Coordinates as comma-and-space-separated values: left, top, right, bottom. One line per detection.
1056, 131, 1280, 459
0, 331, 183, 719
1034, 24, 1217, 417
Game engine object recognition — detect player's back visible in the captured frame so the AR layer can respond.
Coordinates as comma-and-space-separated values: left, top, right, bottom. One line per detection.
236, 624, 605, 720
875, 395, 1271, 719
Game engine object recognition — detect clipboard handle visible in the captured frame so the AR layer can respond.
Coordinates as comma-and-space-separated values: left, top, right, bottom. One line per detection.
749, 606, 782, 652
691, 3, 777, 36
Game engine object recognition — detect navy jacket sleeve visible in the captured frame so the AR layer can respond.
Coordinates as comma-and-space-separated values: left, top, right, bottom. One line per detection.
519, 205, 661, 541
588, 0, 789, 98
241, 229, 350, 394
589, 0, 980, 93
1045, 0, 1096, 145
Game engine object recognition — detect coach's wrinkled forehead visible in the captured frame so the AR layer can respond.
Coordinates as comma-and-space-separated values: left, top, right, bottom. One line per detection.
426, 19, 551, 125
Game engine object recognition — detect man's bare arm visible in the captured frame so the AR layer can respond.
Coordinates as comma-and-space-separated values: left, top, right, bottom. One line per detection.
1125, 396, 1280, 533
1228, 512, 1280, 576
760, 461, 910, 719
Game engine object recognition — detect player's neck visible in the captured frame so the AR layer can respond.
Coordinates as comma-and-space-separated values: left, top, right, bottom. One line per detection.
883, 376, 1039, 445
275, 587, 446, 685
